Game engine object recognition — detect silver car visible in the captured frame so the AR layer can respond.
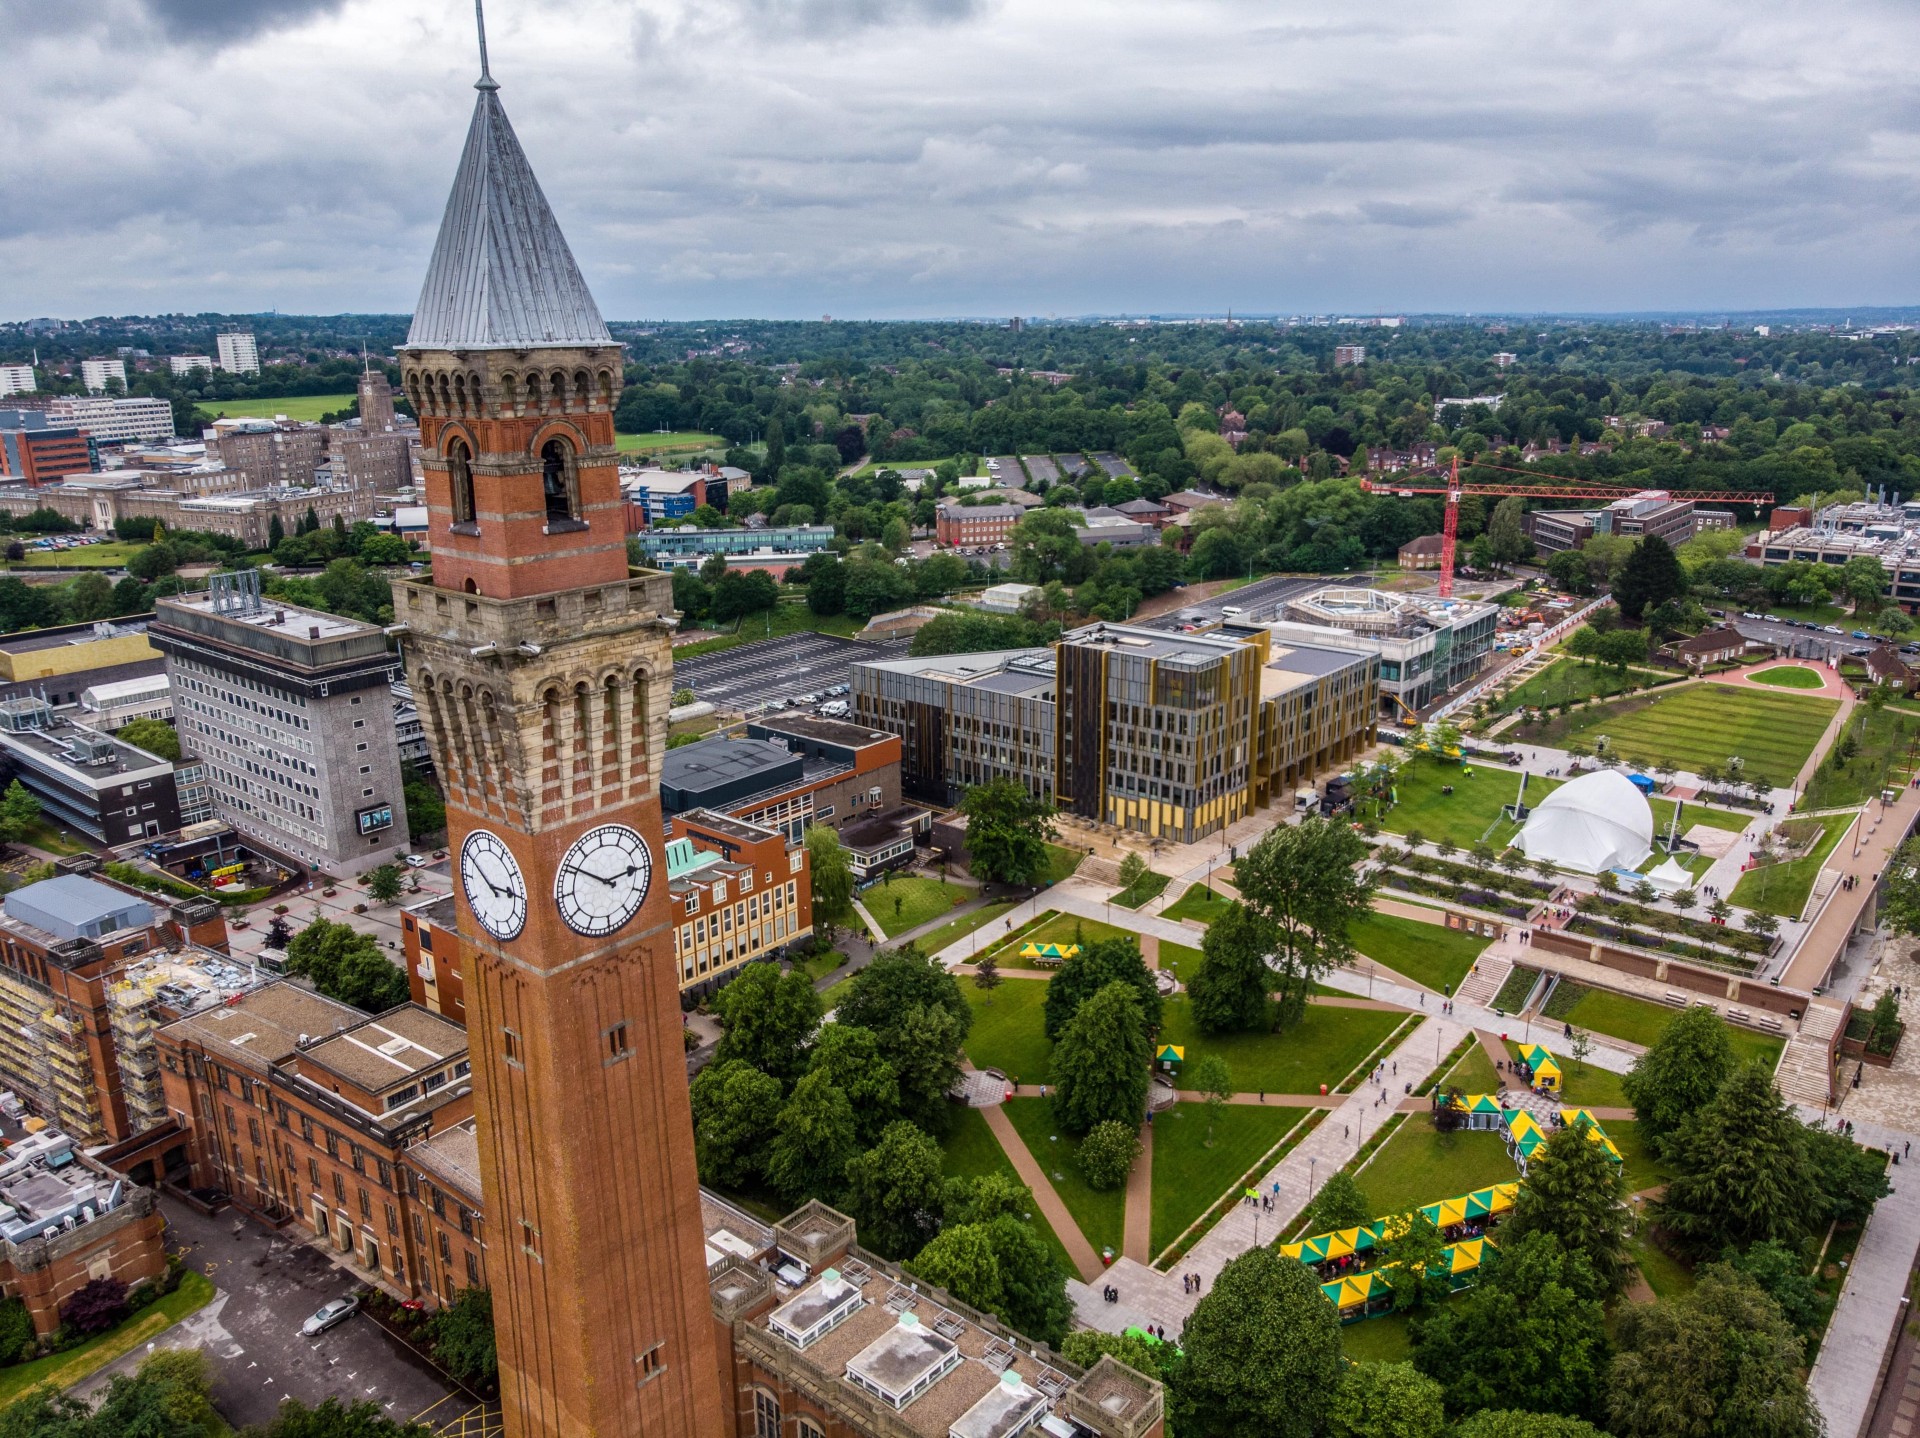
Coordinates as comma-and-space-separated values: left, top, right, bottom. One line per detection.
301, 1295, 359, 1336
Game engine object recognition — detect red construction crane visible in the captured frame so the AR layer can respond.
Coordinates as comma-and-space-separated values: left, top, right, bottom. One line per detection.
1358, 456, 1776, 598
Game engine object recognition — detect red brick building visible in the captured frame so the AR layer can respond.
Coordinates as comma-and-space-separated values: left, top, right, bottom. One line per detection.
401, 893, 464, 1024
0, 418, 95, 486
935, 501, 1022, 547
665, 811, 812, 994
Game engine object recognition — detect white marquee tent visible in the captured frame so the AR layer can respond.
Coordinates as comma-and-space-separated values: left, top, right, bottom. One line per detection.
1515, 770, 1655, 875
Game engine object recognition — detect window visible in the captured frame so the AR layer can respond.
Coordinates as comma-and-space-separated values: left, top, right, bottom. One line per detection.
503, 1028, 521, 1066
605, 1022, 632, 1063
465, 1250, 480, 1286
448, 438, 476, 525
636, 1343, 665, 1388
797, 1422, 825, 1438
540, 438, 581, 522
520, 1220, 541, 1261
752, 1390, 781, 1438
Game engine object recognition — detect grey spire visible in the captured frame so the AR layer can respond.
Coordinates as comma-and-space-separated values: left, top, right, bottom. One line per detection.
404, 63, 612, 352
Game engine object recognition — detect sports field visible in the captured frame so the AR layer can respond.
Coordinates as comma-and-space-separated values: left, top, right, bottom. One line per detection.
203, 394, 353, 421
614, 430, 726, 454
1536, 684, 1836, 788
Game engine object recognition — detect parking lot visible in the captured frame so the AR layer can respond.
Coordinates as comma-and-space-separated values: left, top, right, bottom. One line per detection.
1091, 452, 1133, 478
671, 633, 911, 716
1021, 454, 1059, 486
1140, 573, 1360, 630
79, 1197, 463, 1432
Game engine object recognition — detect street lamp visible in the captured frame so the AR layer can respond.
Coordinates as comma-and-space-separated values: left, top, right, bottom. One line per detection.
1309, 1156, 1318, 1202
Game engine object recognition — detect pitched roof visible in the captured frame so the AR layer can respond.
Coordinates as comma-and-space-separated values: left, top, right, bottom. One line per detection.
405, 80, 612, 352
1670, 625, 1745, 656
1399, 533, 1445, 555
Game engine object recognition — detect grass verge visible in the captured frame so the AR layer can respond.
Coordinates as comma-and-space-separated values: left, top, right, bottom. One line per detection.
999, 1098, 1126, 1259
0, 1272, 215, 1408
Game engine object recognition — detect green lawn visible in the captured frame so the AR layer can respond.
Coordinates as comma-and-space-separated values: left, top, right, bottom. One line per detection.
1112, 871, 1172, 909
1354, 1122, 1519, 1217
1607, 1119, 1677, 1193
962, 977, 1053, 1083
203, 393, 353, 421
1350, 911, 1489, 994
1163, 884, 1238, 926
1535, 685, 1837, 789
915, 899, 1016, 957
1158, 998, 1403, 1095
857, 455, 964, 477
1502, 1038, 1630, 1108
1650, 796, 1751, 836
1000, 1098, 1127, 1259
792, 947, 847, 983
1150, 1103, 1303, 1254
940, 1106, 1073, 1273
0, 1271, 215, 1407
1159, 940, 1204, 984
1730, 812, 1852, 917
978, 911, 1135, 970
670, 602, 864, 657
1378, 755, 1546, 850
1541, 981, 1784, 1070
1499, 658, 1673, 712
864, 876, 970, 937
7, 541, 147, 569
1042, 844, 1084, 885
1748, 665, 1828, 690
1628, 1229, 1695, 1299
821, 973, 858, 1012
1340, 1310, 1416, 1362
614, 429, 726, 453
1769, 601, 1850, 626
1801, 703, 1920, 810
1441, 1043, 1501, 1094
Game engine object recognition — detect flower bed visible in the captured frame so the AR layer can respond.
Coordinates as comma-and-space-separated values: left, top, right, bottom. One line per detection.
1563, 917, 1759, 974
1380, 872, 1531, 919
1577, 895, 1772, 956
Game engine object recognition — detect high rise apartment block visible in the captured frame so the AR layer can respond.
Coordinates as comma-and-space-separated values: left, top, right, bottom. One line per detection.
151, 574, 409, 877
80, 358, 127, 393
168, 355, 214, 376
47, 396, 175, 445
0, 365, 35, 397
216, 332, 261, 375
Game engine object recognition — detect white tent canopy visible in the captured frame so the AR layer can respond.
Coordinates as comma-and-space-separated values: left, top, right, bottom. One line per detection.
1644, 856, 1697, 894
1516, 770, 1655, 875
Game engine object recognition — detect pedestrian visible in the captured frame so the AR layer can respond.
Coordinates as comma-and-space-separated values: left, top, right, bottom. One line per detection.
1344, 1124, 1350, 1139
1392, 1061, 1397, 1076
1258, 1090, 1264, 1102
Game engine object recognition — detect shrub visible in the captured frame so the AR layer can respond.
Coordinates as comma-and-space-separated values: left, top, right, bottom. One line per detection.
0, 1297, 31, 1366
59, 1276, 129, 1336
1078, 1120, 1143, 1191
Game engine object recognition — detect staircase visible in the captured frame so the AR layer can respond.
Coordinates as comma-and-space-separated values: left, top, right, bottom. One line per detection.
1457, 956, 1513, 1010
1776, 998, 1847, 1106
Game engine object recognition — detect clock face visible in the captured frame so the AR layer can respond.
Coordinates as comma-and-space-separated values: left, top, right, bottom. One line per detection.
554, 824, 653, 938
460, 828, 528, 941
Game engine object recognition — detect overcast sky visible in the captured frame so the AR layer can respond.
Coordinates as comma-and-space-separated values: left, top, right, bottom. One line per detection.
7, 0, 1920, 321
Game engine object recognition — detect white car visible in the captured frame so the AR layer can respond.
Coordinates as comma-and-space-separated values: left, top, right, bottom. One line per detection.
404, 855, 428, 869
301, 1296, 359, 1336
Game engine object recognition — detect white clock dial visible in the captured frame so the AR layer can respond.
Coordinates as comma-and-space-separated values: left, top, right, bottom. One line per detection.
460, 828, 528, 941
554, 824, 653, 938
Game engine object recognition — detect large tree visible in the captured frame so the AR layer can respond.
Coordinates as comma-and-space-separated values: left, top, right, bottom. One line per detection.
282, 918, 408, 1012
1453, 1414, 1608, 1438
1612, 533, 1686, 622
803, 824, 855, 937
1608, 1266, 1821, 1438
908, 1215, 1070, 1346
1230, 818, 1374, 1027
765, 1069, 859, 1203
1655, 1062, 1821, 1255
1171, 1246, 1344, 1438
1411, 1232, 1608, 1422
1500, 1121, 1630, 1295
802, 1023, 900, 1144
1187, 898, 1280, 1035
687, 1059, 783, 1189
1802, 1124, 1892, 1228
958, 777, 1058, 886
1327, 1362, 1448, 1438
841, 1121, 948, 1260
1048, 981, 1151, 1134
1042, 935, 1162, 1040
1302, 1170, 1373, 1234
711, 962, 821, 1083
834, 944, 970, 1132
1621, 1004, 1735, 1156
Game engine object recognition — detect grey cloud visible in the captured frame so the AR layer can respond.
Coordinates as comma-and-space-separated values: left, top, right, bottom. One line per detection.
139, 0, 351, 44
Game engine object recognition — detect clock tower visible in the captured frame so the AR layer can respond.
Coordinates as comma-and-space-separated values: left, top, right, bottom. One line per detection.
390, 17, 722, 1438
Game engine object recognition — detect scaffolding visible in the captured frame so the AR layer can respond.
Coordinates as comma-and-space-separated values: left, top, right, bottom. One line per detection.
35, 1008, 103, 1143
108, 974, 168, 1134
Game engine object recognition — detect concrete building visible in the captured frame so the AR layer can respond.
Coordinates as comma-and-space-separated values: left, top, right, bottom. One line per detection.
0, 366, 35, 397
78, 674, 172, 730
0, 411, 96, 485
358, 369, 398, 433
167, 356, 213, 377
1525, 490, 1707, 555
49, 397, 174, 445
0, 696, 182, 844
855, 625, 1377, 840
1334, 344, 1366, 366
1267, 587, 1498, 718
666, 809, 813, 992
79, 359, 127, 394
216, 332, 260, 376
635, 522, 834, 569
0, 618, 162, 711
152, 573, 409, 878
0, 869, 232, 1143
1073, 507, 1157, 548
208, 421, 327, 489
978, 582, 1041, 615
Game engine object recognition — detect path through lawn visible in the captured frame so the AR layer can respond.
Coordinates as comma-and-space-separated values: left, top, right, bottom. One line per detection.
1150, 1102, 1303, 1254
1534, 684, 1836, 788
1000, 1098, 1126, 1260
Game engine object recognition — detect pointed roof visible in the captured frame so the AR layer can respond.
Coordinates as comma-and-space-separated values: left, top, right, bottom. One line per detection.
405, 80, 611, 352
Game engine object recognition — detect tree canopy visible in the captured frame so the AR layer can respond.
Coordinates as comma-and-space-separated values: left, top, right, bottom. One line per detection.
1171, 1245, 1344, 1438
958, 778, 1059, 886
1048, 981, 1152, 1134
1230, 819, 1373, 1027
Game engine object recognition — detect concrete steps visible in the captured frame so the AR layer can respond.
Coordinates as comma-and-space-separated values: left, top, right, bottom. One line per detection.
1455, 956, 1513, 1010
1777, 998, 1846, 1106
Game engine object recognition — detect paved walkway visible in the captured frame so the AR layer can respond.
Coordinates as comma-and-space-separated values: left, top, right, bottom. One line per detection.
1710, 660, 1853, 701
977, 1102, 1104, 1282
1123, 1126, 1154, 1263
1807, 1111, 1920, 1438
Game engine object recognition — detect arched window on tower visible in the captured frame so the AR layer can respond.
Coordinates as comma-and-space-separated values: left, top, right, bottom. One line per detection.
448, 438, 476, 526
541, 438, 581, 523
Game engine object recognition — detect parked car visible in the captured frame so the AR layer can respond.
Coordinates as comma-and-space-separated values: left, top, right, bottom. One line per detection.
1823, 625, 1846, 635
301, 1296, 359, 1336
404, 854, 428, 869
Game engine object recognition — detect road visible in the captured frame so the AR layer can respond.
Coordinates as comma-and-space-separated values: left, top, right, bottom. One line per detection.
1732, 613, 1903, 662
670, 633, 910, 715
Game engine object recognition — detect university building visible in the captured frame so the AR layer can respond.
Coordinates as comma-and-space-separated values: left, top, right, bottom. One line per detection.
853, 623, 1378, 842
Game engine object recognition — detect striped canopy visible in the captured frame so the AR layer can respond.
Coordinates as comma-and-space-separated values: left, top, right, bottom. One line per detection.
1559, 1108, 1624, 1163
1462, 1183, 1518, 1218
1518, 1043, 1563, 1083
1018, 941, 1083, 960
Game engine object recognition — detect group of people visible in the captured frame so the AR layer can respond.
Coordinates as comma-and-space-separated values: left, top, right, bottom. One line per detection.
1180, 1271, 1205, 1295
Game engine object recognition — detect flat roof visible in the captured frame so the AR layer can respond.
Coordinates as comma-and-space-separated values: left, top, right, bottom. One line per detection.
951, 1374, 1049, 1438
664, 737, 797, 789
0, 715, 175, 782
1269, 643, 1371, 678
751, 713, 896, 748
846, 1315, 962, 1406
409, 1117, 482, 1201
303, 1007, 468, 1095
160, 588, 377, 642
0, 620, 152, 656
167, 981, 360, 1070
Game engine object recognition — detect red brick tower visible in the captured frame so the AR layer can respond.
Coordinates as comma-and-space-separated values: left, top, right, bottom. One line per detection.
390, 16, 722, 1438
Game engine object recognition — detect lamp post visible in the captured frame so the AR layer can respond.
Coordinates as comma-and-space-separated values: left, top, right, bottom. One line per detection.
1309, 1156, 1318, 1203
